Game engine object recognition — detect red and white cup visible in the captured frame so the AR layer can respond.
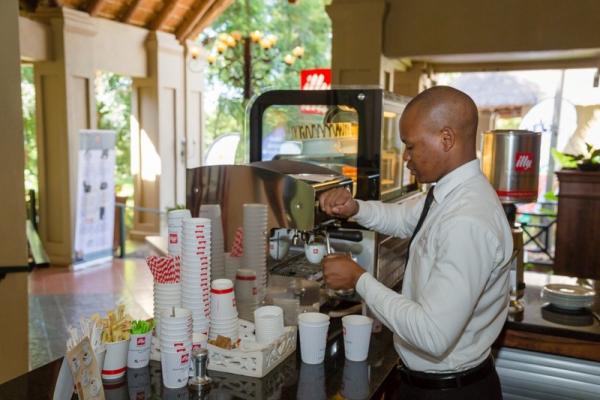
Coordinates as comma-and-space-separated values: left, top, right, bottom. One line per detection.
102, 339, 130, 380
127, 332, 152, 369
161, 349, 191, 389
210, 279, 237, 319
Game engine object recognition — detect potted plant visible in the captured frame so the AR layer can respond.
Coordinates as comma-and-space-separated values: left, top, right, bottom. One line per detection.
551, 142, 600, 171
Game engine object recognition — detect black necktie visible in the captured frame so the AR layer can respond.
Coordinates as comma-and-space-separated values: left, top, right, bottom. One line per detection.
406, 186, 435, 266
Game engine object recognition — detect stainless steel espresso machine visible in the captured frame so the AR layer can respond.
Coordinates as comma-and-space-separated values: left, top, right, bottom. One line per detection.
247, 89, 420, 290
186, 88, 420, 309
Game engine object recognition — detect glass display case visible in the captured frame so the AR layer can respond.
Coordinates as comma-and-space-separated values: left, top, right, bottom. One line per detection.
248, 89, 417, 202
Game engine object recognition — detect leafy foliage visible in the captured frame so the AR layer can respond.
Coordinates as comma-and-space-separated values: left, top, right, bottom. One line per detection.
200, 0, 332, 161
95, 71, 133, 191
21, 65, 37, 192
552, 143, 600, 170
130, 320, 154, 335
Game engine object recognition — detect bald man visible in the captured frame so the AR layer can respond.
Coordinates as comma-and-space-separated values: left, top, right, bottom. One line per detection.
320, 86, 512, 400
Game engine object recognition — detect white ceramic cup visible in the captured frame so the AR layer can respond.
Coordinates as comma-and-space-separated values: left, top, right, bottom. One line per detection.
298, 312, 330, 364
342, 315, 373, 362
304, 242, 327, 264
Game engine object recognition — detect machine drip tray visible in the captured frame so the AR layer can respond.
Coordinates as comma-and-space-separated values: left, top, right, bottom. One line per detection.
268, 251, 323, 281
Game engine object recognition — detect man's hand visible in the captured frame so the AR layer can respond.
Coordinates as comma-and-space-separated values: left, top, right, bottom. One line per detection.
322, 254, 366, 290
319, 187, 359, 219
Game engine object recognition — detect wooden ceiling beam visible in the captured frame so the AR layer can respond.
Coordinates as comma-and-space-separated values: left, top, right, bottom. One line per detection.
87, 0, 109, 16
120, 0, 144, 23
175, 0, 215, 42
150, 0, 180, 31
181, 0, 232, 42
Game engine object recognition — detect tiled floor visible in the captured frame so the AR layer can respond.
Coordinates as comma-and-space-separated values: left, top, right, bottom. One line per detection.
28, 245, 156, 370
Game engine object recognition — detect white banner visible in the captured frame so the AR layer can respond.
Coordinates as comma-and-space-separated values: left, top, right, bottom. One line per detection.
73, 130, 116, 269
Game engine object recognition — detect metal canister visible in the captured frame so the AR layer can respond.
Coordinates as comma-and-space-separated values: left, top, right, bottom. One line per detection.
481, 130, 542, 203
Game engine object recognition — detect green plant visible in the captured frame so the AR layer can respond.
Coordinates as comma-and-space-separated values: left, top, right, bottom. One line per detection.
552, 143, 600, 171
130, 320, 154, 335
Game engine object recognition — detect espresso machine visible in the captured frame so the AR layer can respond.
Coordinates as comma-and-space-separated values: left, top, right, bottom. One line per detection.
186, 88, 420, 309
245, 88, 420, 295
481, 129, 542, 314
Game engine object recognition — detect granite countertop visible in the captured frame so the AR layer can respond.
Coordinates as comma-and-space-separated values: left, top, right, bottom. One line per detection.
0, 322, 398, 400
505, 272, 600, 341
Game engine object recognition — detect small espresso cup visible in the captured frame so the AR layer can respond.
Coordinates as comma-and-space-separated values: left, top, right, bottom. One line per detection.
305, 241, 327, 264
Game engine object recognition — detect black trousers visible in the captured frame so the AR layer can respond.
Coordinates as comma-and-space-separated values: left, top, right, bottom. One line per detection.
388, 361, 503, 400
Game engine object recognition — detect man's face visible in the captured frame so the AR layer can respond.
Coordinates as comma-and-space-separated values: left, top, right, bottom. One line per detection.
400, 108, 445, 183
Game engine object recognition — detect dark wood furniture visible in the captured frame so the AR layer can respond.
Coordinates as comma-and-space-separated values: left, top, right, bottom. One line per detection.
554, 170, 600, 280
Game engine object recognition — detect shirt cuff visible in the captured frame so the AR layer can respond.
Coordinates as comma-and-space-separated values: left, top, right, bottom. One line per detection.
355, 271, 377, 298
353, 199, 370, 225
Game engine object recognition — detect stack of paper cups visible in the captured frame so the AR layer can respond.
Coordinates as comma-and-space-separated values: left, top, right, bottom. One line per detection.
167, 209, 191, 257
199, 204, 226, 280
160, 308, 192, 389
235, 268, 258, 321
254, 306, 284, 344
181, 217, 211, 337
153, 282, 181, 338
242, 204, 268, 301
209, 279, 239, 342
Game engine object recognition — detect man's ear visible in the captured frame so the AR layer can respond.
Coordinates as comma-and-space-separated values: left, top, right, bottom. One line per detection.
440, 127, 456, 152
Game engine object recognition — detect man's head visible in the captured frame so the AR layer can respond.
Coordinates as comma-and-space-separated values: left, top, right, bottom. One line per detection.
400, 86, 478, 183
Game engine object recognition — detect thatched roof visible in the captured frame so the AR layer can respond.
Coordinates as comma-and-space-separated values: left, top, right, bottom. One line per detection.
19, 0, 233, 42
451, 72, 542, 111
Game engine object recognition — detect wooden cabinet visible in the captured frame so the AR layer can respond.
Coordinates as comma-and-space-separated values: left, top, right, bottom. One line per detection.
554, 171, 600, 280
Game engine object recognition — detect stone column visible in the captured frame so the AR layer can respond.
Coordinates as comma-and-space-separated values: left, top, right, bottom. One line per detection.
131, 32, 186, 238
326, 0, 387, 86
33, 8, 97, 265
0, 0, 29, 382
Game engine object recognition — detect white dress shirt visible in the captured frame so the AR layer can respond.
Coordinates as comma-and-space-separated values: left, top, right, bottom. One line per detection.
354, 159, 513, 372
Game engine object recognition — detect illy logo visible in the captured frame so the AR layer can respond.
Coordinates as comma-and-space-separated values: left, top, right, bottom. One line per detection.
181, 353, 189, 364
169, 233, 178, 244
515, 152, 534, 172
136, 337, 146, 346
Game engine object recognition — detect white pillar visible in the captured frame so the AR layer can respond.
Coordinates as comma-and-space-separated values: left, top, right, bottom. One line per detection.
184, 41, 205, 169
33, 8, 97, 265
0, 0, 29, 382
131, 32, 187, 238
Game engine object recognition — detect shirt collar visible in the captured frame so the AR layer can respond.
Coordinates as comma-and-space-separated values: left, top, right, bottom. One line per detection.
432, 159, 482, 204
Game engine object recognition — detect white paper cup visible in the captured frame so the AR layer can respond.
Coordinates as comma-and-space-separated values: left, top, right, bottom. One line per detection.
298, 313, 330, 364
161, 350, 190, 389
95, 348, 107, 376
126, 332, 152, 369
342, 315, 373, 362
210, 279, 237, 318
102, 339, 130, 380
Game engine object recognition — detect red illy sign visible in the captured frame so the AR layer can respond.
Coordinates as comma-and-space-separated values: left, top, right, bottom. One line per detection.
515, 152, 534, 172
